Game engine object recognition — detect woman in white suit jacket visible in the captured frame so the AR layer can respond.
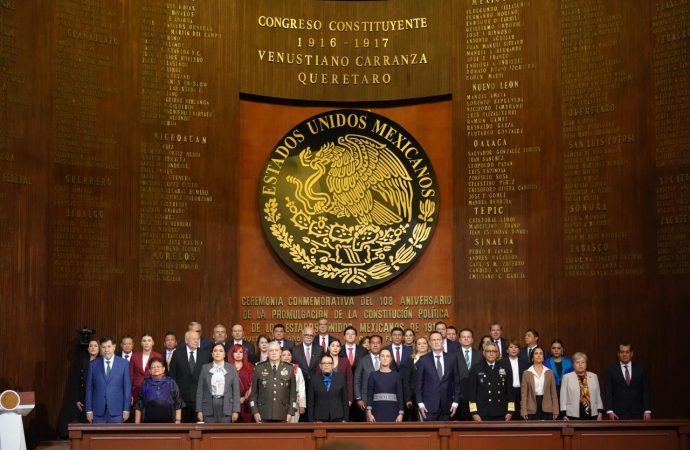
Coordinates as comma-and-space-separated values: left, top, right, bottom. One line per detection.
560, 352, 603, 420
196, 343, 240, 423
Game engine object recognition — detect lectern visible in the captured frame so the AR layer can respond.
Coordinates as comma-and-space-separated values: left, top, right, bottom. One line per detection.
0, 391, 34, 450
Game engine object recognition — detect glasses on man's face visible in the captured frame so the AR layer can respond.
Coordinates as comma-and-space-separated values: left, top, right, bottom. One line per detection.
485, 350, 497, 353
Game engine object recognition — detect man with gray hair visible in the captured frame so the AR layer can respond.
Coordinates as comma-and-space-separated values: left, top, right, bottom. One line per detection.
251, 341, 296, 422
169, 330, 212, 422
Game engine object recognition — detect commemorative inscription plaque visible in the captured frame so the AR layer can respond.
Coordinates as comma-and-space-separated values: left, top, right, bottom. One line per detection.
259, 109, 440, 290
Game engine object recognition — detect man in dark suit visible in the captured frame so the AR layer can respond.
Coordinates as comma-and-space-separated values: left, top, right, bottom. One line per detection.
435, 321, 459, 353
489, 322, 509, 359
308, 355, 349, 422
169, 330, 212, 422
605, 342, 652, 420
456, 328, 484, 420
340, 326, 368, 422
85, 336, 131, 423
354, 335, 383, 420
272, 323, 295, 349
116, 335, 134, 363
518, 328, 539, 366
316, 318, 338, 354
292, 326, 321, 380
468, 342, 514, 421
415, 331, 460, 421
163, 331, 177, 371
385, 327, 412, 372
340, 326, 368, 371
230, 323, 255, 362
188, 321, 213, 349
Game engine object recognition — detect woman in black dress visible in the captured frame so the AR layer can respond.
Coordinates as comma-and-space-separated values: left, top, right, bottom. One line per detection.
366, 349, 404, 422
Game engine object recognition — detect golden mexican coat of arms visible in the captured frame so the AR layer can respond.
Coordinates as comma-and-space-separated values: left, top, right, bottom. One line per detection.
259, 109, 439, 290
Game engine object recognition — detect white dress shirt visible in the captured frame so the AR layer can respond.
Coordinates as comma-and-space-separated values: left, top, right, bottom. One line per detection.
527, 365, 549, 395
209, 364, 227, 396
509, 357, 520, 388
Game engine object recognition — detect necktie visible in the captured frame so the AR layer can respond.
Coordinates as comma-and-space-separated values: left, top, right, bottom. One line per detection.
528, 347, 532, 360
489, 363, 494, 370
167, 351, 172, 364
189, 351, 195, 370
125, 354, 130, 361
374, 355, 380, 370
435, 355, 443, 379
624, 365, 631, 385
106, 360, 111, 377
348, 347, 354, 366
395, 347, 401, 366
322, 336, 327, 353
465, 349, 470, 369
272, 365, 277, 375
306, 346, 311, 366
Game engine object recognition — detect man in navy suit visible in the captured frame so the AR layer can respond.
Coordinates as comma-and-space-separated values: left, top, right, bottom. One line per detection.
605, 342, 652, 420
385, 327, 412, 372
435, 321, 459, 353
272, 323, 295, 349
456, 328, 484, 420
518, 328, 539, 366
85, 336, 131, 424
415, 331, 460, 421
489, 322, 509, 359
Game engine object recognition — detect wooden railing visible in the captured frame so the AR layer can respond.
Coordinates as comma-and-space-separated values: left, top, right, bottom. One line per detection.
69, 420, 690, 450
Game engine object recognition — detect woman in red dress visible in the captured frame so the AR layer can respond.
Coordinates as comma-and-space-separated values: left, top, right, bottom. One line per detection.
229, 343, 254, 423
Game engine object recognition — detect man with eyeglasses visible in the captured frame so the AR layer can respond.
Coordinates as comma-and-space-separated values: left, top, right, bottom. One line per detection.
468, 342, 514, 421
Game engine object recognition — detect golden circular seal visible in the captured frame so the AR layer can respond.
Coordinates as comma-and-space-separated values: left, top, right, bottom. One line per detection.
259, 109, 439, 290
0, 390, 20, 410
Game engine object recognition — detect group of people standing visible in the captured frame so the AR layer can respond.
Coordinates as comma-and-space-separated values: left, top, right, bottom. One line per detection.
74, 320, 652, 424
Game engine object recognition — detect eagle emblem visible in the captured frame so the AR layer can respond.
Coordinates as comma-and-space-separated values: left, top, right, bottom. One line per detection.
259, 110, 439, 290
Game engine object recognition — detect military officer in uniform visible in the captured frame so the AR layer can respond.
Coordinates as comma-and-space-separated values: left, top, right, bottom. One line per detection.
468, 342, 515, 421
250, 341, 296, 422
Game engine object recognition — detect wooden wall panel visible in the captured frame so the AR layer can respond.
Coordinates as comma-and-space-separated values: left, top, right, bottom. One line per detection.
0, 0, 689, 440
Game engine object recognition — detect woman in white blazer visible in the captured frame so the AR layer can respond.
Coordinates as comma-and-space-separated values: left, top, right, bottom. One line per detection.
560, 352, 603, 420
196, 343, 240, 423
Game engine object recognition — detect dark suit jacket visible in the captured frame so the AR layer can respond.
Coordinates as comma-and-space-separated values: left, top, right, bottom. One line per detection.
604, 361, 651, 419
169, 346, 212, 403
385, 344, 413, 372
85, 356, 131, 417
492, 338, 509, 358
273, 339, 295, 350
199, 337, 214, 349
308, 371, 349, 422
518, 346, 538, 367
292, 343, 322, 382
500, 356, 528, 403
415, 352, 460, 415
316, 334, 339, 353
456, 347, 484, 402
354, 353, 378, 402
339, 344, 368, 372
196, 362, 241, 417
445, 340, 460, 354
402, 356, 419, 404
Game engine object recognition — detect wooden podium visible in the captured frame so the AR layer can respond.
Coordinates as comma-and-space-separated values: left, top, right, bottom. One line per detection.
0, 391, 34, 450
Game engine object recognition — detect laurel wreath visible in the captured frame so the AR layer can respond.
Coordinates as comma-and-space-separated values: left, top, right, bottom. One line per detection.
264, 197, 435, 285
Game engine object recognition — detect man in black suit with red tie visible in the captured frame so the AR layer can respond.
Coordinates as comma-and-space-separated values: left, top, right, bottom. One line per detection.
605, 342, 652, 420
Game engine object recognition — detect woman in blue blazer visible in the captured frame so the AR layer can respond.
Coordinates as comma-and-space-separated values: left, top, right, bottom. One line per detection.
544, 339, 573, 396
